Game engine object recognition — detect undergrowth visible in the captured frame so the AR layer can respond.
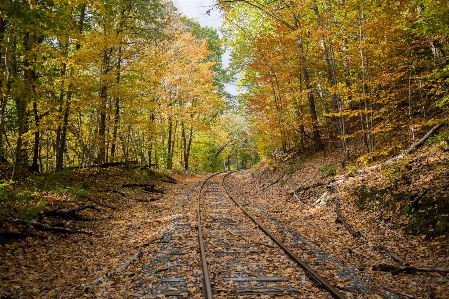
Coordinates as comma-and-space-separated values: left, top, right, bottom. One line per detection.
0, 167, 164, 222
354, 185, 449, 238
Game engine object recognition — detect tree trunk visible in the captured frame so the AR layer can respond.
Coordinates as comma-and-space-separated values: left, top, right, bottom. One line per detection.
110, 47, 122, 160
30, 96, 40, 173
55, 4, 86, 171
357, 4, 374, 153
312, 0, 347, 154
98, 83, 108, 166
110, 97, 120, 160
12, 31, 35, 180
166, 117, 173, 169
0, 16, 7, 162
181, 123, 193, 171
296, 36, 324, 152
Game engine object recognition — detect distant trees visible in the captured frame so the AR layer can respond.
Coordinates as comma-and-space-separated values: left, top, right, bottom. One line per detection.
220, 0, 449, 162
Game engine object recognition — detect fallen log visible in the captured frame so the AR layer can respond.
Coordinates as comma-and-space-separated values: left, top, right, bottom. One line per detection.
373, 264, 449, 274
343, 119, 447, 178
335, 199, 362, 238
135, 196, 161, 202
143, 186, 164, 194
161, 175, 177, 184
288, 182, 326, 199
8, 218, 100, 236
384, 119, 447, 164
374, 244, 408, 265
402, 120, 447, 156
40, 205, 100, 219
100, 161, 137, 168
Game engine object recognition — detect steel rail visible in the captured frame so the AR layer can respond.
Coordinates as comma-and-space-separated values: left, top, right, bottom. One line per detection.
197, 172, 223, 299
222, 172, 348, 299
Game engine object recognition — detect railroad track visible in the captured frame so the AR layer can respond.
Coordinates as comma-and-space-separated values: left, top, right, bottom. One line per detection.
197, 172, 347, 298
223, 172, 401, 299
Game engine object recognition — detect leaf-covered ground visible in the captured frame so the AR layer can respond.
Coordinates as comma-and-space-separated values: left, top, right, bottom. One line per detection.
231, 145, 449, 298
1, 145, 448, 298
0, 168, 206, 298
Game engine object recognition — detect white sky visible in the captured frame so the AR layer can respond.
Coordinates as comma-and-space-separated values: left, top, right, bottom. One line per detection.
174, 0, 237, 96
174, 0, 222, 30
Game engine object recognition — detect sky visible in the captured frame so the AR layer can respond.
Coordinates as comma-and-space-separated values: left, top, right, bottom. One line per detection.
174, 0, 222, 31
174, 0, 238, 96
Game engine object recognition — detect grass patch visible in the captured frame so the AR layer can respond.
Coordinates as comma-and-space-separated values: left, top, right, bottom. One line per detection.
123, 168, 163, 185
30, 170, 89, 199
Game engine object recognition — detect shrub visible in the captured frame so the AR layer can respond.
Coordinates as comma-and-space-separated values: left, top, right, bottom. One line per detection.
427, 131, 449, 151
319, 163, 337, 177
381, 160, 409, 183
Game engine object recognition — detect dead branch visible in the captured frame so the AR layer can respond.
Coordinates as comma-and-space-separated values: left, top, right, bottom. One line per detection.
138, 163, 158, 169
135, 237, 165, 248
335, 199, 362, 238
226, 229, 237, 236
312, 192, 328, 206
411, 188, 430, 211
89, 199, 116, 210
262, 174, 284, 190
347, 248, 369, 260
427, 285, 436, 299
335, 286, 364, 294
8, 218, 100, 236
112, 189, 126, 197
374, 244, 408, 265
287, 182, 326, 200
379, 285, 417, 299
373, 264, 449, 274
338, 281, 416, 298
122, 183, 155, 188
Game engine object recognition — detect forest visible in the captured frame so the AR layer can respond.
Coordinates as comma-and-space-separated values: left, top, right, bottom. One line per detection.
0, 0, 449, 298
0, 0, 448, 177
218, 0, 448, 164
0, 0, 259, 179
